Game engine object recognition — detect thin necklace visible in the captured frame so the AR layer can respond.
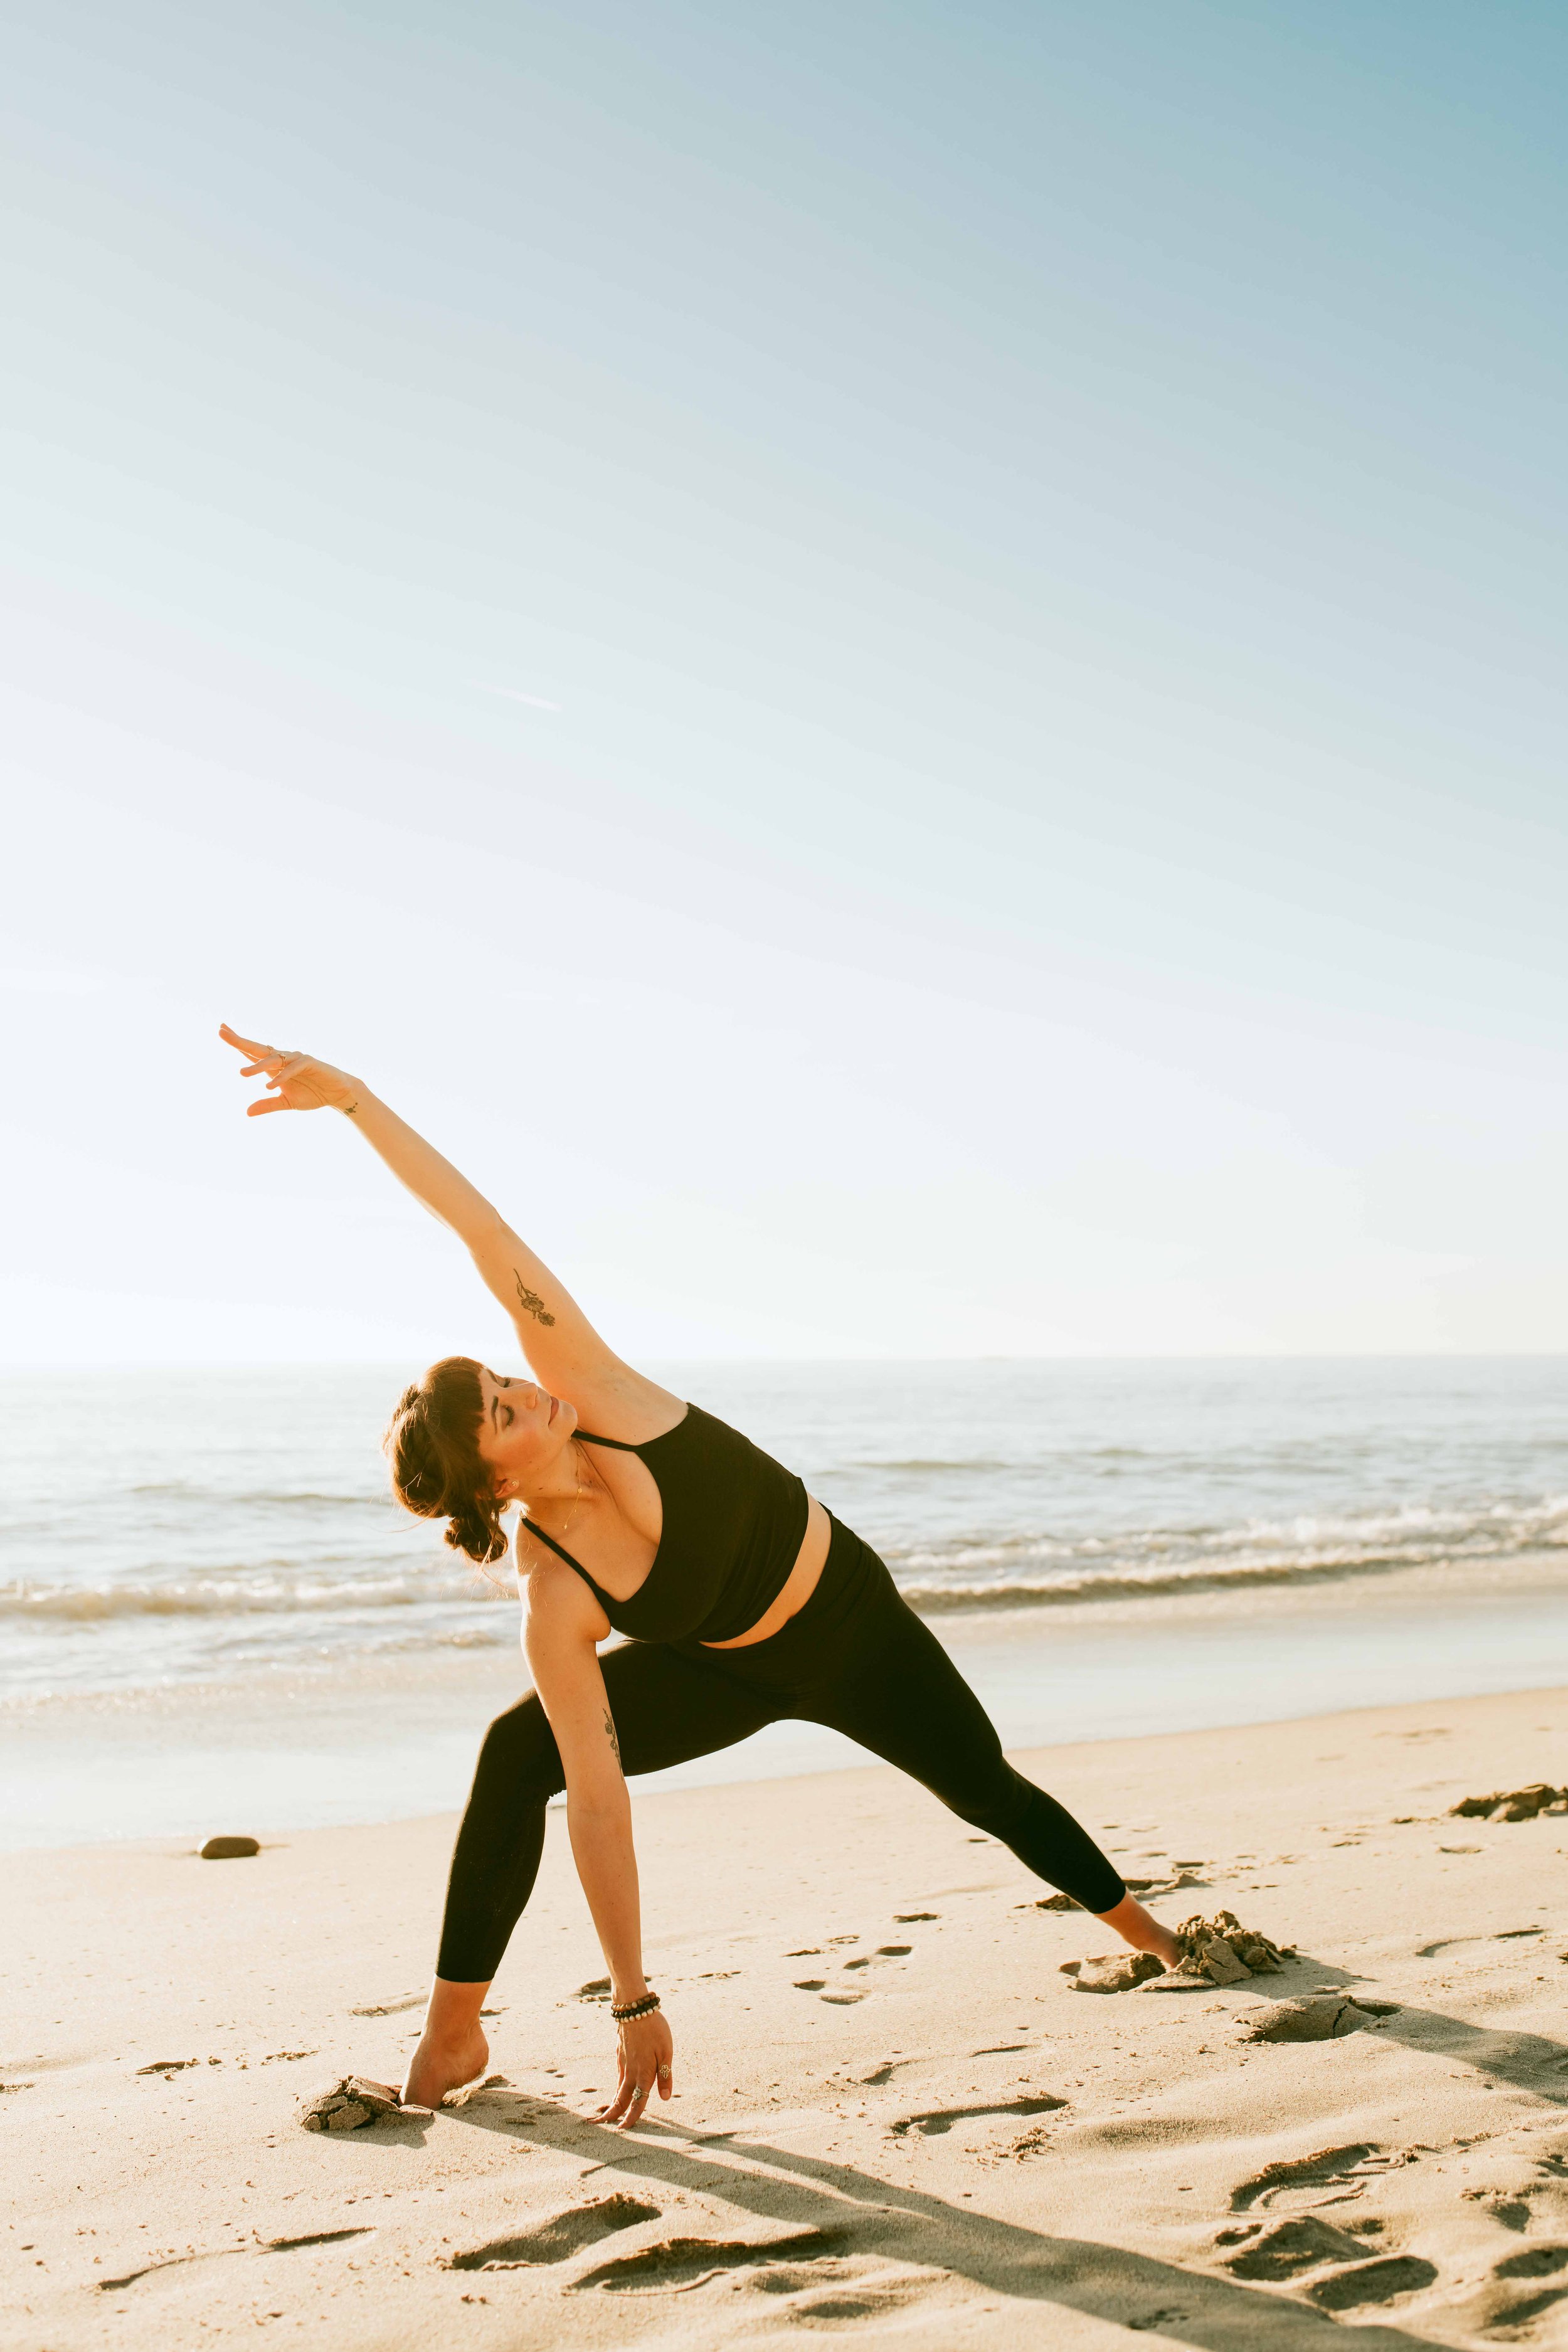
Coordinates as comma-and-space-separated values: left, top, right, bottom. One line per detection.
556, 1443, 588, 1546
525, 1442, 587, 1547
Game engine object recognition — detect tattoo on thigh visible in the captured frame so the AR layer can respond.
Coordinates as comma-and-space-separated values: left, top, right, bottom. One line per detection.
513, 1272, 556, 1327
603, 1708, 622, 1770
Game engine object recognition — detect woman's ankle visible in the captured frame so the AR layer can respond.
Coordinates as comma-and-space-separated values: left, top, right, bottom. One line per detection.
403, 2017, 487, 2106
1094, 1893, 1182, 1969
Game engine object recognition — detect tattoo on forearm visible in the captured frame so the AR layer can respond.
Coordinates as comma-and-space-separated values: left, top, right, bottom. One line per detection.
602, 1708, 622, 1770
513, 1272, 556, 1327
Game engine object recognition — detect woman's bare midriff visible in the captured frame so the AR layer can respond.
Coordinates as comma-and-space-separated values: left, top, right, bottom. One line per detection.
699, 1494, 832, 1650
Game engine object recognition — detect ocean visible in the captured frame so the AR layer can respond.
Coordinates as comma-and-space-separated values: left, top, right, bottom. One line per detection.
4, 1359, 1566, 1845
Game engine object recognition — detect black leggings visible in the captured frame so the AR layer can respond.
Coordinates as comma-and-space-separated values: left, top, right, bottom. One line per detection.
437, 1515, 1125, 1981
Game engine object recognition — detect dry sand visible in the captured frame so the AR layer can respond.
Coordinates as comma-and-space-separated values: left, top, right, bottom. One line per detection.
6, 1684, 1568, 2349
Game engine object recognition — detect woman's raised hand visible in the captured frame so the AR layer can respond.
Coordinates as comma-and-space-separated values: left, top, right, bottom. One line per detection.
219, 1024, 361, 1117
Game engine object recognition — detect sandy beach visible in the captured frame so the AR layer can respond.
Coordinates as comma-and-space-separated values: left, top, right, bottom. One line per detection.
6, 1685, 1567, 2349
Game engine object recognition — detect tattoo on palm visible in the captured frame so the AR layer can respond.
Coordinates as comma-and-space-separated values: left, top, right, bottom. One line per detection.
513, 1273, 556, 1327
603, 1708, 622, 1769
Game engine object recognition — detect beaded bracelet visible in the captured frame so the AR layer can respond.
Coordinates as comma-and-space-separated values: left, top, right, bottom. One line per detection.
610, 1989, 662, 2023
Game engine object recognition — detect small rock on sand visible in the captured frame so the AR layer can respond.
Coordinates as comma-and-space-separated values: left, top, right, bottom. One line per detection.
199, 1836, 260, 1860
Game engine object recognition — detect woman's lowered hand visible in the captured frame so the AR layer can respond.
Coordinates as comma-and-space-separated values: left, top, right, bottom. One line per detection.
592, 2008, 674, 2130
220, 1025, 361, 1116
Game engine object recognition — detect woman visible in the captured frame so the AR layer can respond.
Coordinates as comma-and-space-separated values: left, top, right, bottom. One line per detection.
220, 1024, 1181, 2128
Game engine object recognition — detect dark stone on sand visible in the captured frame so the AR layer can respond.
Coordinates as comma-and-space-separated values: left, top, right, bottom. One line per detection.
199, 1835, 260, 1860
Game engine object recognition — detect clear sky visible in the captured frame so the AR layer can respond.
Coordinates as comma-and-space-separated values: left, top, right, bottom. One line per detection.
3, 1, 1565, 1364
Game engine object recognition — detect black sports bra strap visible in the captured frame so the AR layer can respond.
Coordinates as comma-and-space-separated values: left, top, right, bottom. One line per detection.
574, 1430, 644, 1453
519, 1516, 597, 1583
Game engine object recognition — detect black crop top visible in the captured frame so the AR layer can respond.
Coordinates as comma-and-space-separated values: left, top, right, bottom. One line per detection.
519, 1402, 810, 1644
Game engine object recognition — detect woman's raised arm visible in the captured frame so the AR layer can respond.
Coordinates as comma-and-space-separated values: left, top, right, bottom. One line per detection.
219, 1024, 623, 1391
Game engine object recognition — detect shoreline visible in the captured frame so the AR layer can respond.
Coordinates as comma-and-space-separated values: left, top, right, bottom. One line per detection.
6, 1554, 1568, 1851
8, 1682, 1568, 2349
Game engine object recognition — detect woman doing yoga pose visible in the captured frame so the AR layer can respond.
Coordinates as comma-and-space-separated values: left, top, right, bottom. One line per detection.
221, 1025, 1182, 2126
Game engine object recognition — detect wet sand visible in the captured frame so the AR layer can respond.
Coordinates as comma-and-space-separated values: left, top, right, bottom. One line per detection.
6, 1685, 1568, 2349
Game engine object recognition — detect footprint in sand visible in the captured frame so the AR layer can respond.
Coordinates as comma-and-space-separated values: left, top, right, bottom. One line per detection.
1417, 1929, 1543, 1959
447, 2195, 662, 2270
889, 2095, 1066, 2139
859, 2059, 917, 2086
1241, 1998, 1383, 2043
773, 2284, 919, 2321
894, 1912, 939, 1923
571, 2226, 851, 2294
1483, 2286, 1568, 2336
1494, 2247, 1568, 2280
1307, 2256, 1438, 2310
1230, 2144, 1401, 2214
98, 2228, 373, 2293
346, 1995, 424, 2017
1218, 2217, 1370, 2279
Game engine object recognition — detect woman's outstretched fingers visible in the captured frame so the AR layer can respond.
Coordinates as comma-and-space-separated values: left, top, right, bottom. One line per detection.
221, 1030, 358, 1116
219, 1024, 273, 1062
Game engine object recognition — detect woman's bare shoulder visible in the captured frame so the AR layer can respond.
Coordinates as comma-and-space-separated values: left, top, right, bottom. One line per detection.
519, 1547, 610, 1655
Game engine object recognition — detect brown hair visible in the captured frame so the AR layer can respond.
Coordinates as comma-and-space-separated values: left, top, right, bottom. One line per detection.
382, 1355, 509, 1567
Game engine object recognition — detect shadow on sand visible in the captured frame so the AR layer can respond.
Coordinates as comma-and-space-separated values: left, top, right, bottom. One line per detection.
440, 2089, 1456, 2349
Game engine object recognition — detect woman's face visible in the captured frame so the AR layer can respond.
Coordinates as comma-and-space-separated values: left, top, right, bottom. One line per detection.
474, 1367, 578, 1497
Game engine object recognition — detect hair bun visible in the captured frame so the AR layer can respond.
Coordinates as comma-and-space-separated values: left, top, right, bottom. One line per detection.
443, 1507, 510, 1567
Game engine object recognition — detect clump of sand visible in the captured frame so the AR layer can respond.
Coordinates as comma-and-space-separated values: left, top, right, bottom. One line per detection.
1449, 1782, 1567, 1821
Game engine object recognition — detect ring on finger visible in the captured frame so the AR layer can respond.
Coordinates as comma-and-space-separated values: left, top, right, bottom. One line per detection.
632, 2084, 645, 2099
657, 2063, 671, 2079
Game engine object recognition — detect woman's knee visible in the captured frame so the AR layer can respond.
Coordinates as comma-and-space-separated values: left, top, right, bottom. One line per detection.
474, 1695, 563, 1803
953, 1758, 1034, 1838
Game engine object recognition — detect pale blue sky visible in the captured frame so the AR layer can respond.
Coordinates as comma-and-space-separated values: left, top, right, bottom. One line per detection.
3, 3, 1565, 1361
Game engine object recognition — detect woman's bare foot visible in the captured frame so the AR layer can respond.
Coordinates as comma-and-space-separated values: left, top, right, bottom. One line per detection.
403, 2019, 487, 2108
1094, 1893, 1183, 1971
400, 1976, 492, 2107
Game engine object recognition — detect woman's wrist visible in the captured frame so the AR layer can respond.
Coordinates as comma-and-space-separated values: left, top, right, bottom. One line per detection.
610, 1974, 649, 2006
